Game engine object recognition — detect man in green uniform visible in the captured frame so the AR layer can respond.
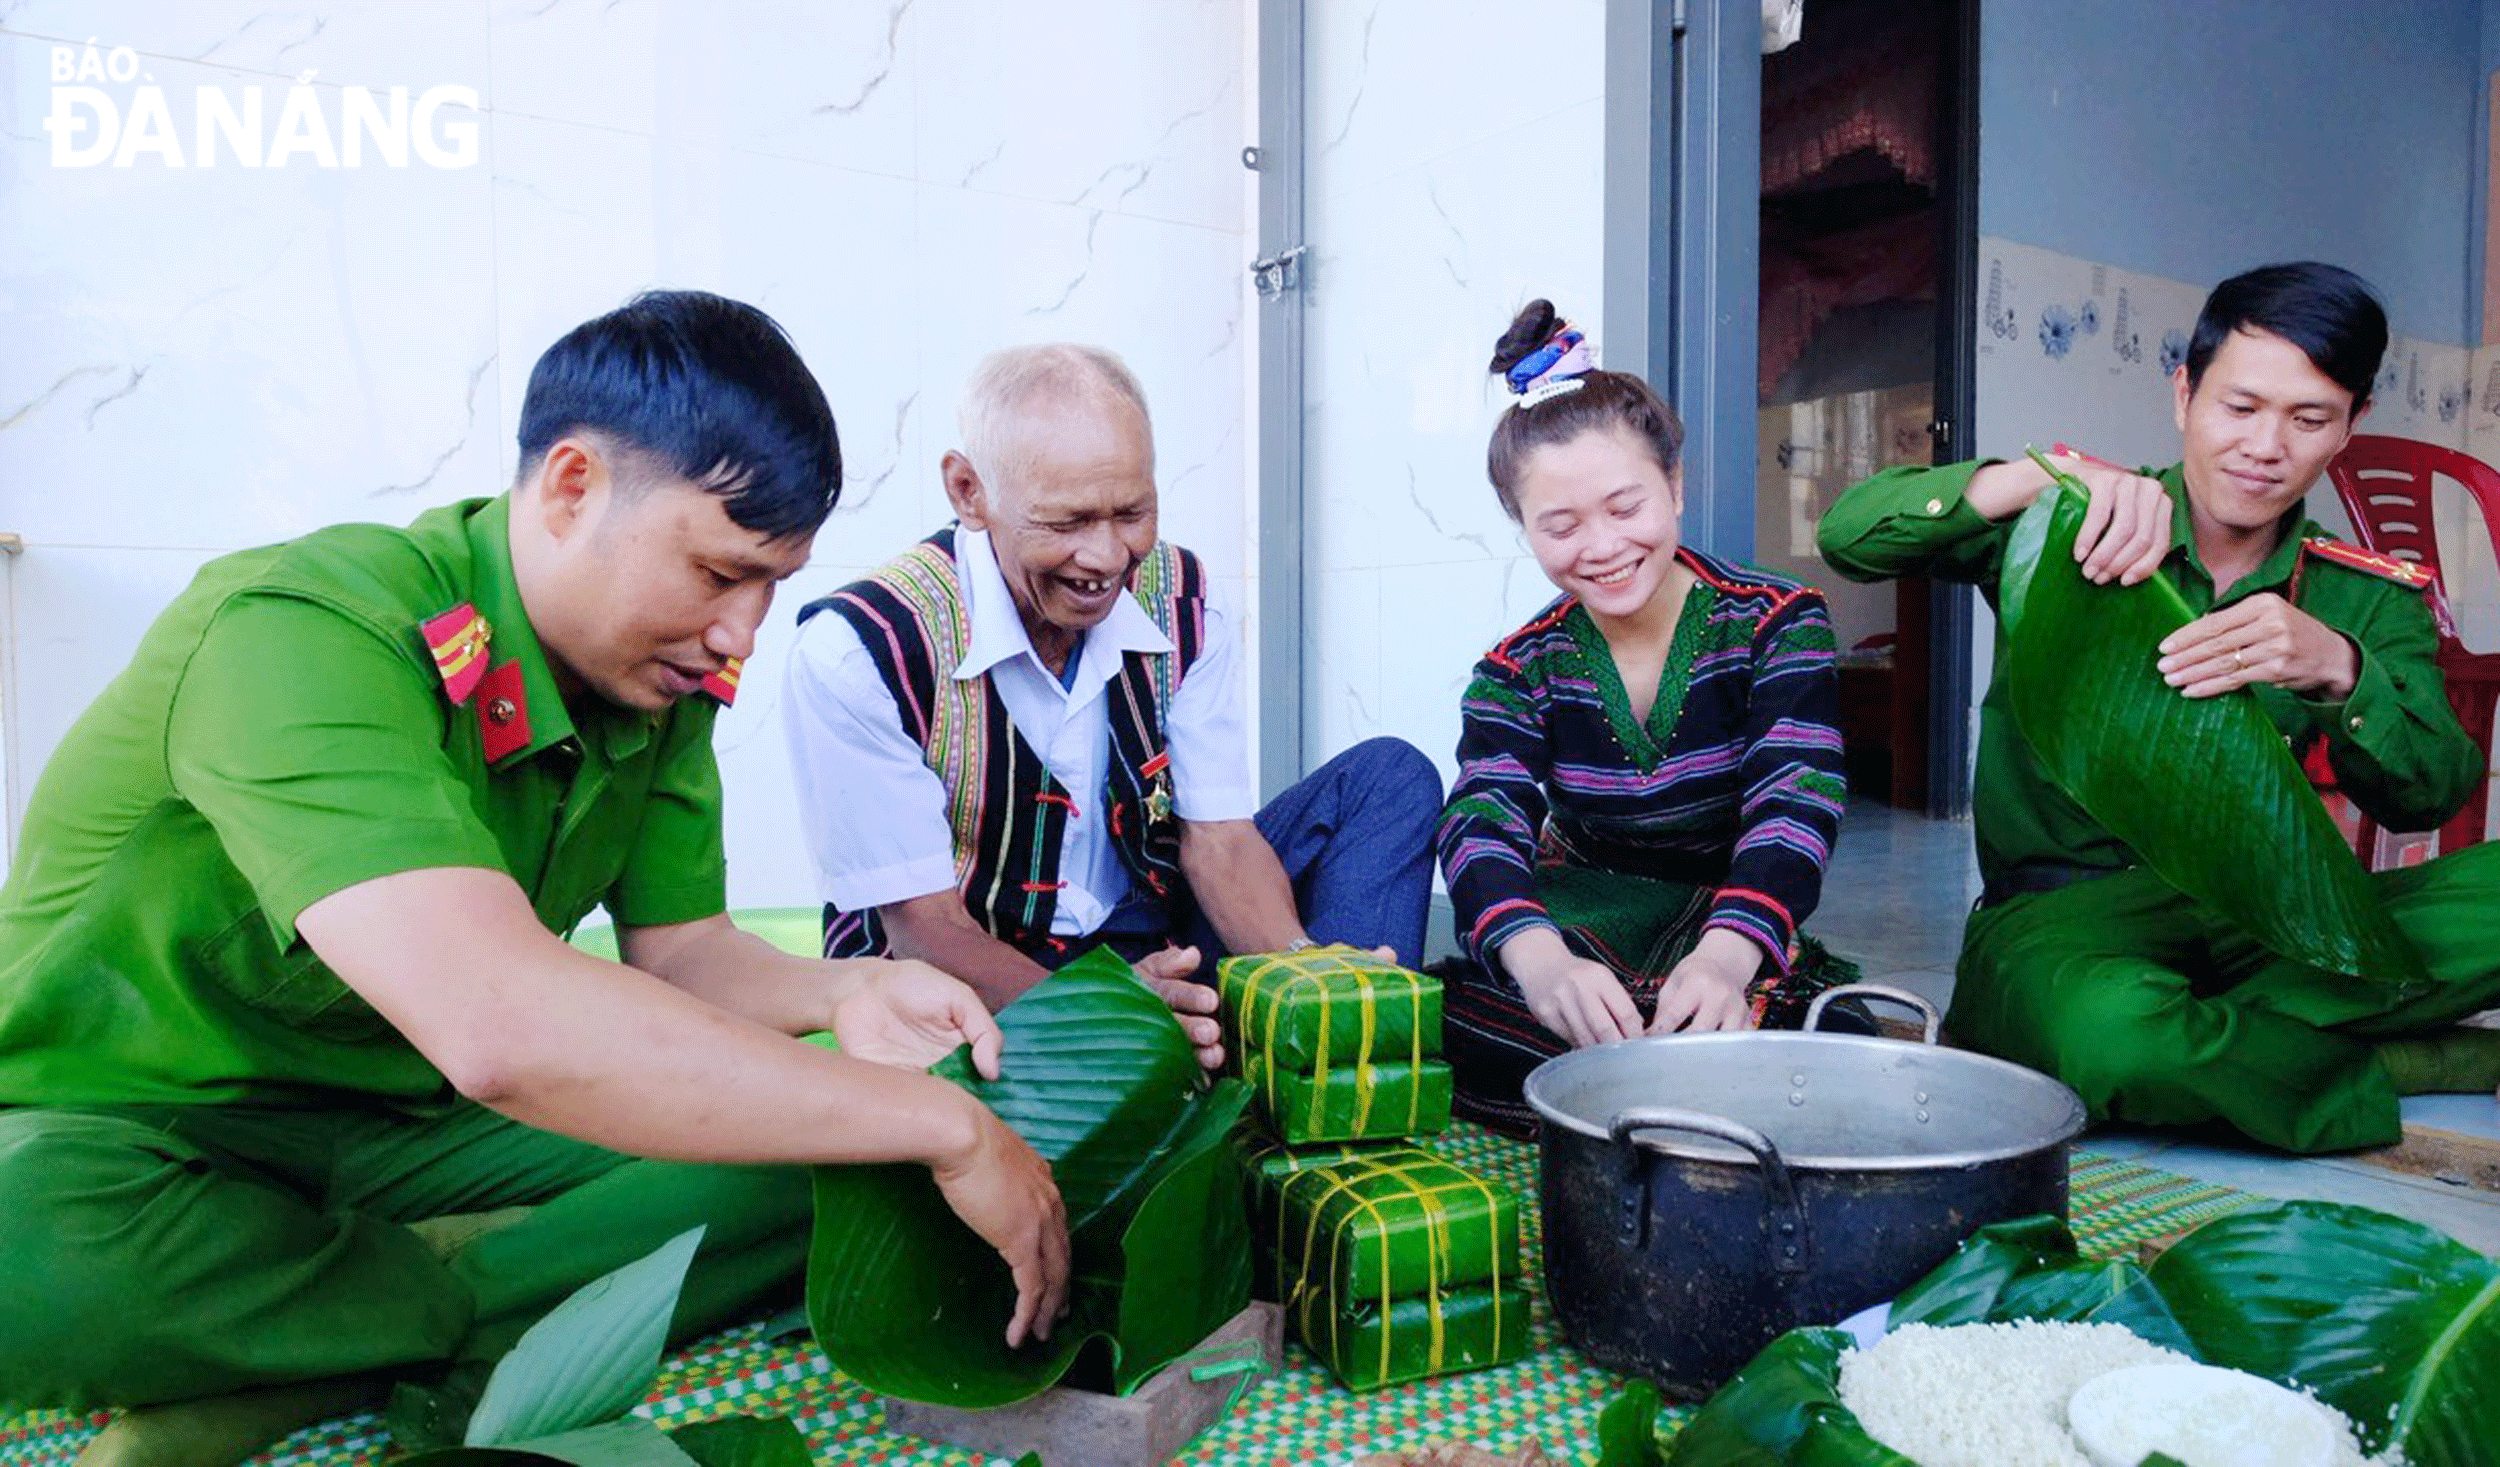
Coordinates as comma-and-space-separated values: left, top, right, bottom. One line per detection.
0, 291, 1070, 1465
1820, 261, 2500, 1154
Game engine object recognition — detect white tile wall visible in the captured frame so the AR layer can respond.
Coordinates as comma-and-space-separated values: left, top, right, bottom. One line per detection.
1299, 0, 1604, 796
0, 0, 1255, 909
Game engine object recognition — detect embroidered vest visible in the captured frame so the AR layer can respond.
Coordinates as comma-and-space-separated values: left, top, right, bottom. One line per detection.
798, 527, 1208, 959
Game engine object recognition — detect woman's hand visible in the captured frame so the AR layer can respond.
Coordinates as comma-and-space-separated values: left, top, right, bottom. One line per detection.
1646, 929, 1764, 1035
1498, 928, 1640, 1048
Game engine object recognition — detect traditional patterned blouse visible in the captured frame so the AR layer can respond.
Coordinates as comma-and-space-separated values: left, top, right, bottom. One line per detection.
1436, 546, 1848, 976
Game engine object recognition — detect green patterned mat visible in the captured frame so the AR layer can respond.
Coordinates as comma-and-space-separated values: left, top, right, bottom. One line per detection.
0, 1131, 2251, 1466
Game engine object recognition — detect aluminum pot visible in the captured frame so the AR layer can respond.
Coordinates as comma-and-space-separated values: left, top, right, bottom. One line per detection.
1522, 985, 2086, 1398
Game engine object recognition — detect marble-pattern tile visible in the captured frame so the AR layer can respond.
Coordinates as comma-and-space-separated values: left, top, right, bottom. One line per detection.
0, 0, 1261, 915
915, 0, 1245, 233
5, 0, 490, 94
2, 34, 502, 550
488, 0, 916, 181
1376, 557, 1522, 794
1306, 0, 1601, 202
1305, 565, 1381, 763
1305, 96, 1605, 577
910, 186, 1248, 581
486, 110, 937, 555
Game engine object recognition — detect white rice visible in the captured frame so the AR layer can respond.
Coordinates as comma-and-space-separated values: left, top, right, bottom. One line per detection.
1833, 1320, 2399, 1467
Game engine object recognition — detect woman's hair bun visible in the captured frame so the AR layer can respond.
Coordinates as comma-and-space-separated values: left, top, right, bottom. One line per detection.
1489, 299, 1561, 375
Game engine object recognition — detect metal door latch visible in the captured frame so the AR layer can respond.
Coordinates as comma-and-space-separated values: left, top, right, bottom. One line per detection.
1250, 246, 1306, 300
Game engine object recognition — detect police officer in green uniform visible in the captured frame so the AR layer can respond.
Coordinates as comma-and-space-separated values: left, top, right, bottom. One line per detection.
0, 292, 1070, 1466
1819, 262, 2500, 1155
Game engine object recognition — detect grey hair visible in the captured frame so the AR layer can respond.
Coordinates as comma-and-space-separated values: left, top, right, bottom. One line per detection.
956, 343, 1155, 494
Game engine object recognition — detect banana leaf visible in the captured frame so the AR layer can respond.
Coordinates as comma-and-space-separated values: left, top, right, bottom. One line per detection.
394, 1225, 811, 1466
1888, 1215, 2192, 1355
1666, 1202, 2499, 1467
403, 1417, 811, 1467
1593, 1380, 1668, 1467
807, 948, 1255, 1407
1997, 454, 2426, 986
2147, 1199, 2499, 1467
1662, 1329, 1914, 1467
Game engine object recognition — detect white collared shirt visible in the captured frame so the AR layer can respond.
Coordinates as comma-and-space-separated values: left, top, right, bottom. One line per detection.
783, 527, 1253, 935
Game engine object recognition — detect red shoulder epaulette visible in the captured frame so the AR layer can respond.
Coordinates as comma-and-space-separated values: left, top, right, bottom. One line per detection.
2299, 537, 2436, 591
422, 603, 493, 704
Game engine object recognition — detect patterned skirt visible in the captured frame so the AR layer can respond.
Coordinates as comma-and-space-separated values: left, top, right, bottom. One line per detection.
1438, 861, 1862, 1135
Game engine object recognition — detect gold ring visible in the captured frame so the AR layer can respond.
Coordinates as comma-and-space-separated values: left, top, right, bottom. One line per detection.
2232, 648, 2247, 671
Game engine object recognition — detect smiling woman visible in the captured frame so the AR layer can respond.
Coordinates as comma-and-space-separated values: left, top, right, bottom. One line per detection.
1431, 300, 1865, 1133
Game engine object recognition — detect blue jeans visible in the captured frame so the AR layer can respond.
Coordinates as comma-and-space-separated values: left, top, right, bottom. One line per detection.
1081, 737, 1443, 971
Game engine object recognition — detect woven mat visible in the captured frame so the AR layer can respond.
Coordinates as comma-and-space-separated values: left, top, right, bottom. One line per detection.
0, 1133, 2250, 1466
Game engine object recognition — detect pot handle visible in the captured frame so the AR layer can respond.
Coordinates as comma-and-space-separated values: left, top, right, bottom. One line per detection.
1606, 1107, 1809, 1274
1804, 982, 1942, 1044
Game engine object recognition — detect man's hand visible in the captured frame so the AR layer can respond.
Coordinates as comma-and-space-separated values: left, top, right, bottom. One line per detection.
2157, 593, 2359, 700
1646, 929, 1763, 1035
1499, 928, 1638, 1048
1134, 945, 1225, 1070
827, 958, 1007, 1078
928, 1097, 1070, 1348
1966, 453, 2172, 585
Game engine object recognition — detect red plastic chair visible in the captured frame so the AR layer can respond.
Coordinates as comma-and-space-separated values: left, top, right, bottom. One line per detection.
2323, 434, 2500, 859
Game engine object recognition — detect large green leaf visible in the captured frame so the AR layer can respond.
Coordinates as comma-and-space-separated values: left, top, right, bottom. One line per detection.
2148, 1199, 2500, 1465
1998, 456, 2426, 985
1663, 1329, 1915, 1467
807, 948, 1254, 1407
1103, 1081, 1254, 1393
401, 1418, 696, 1466
1889, 1216, 2191, 1354
466, 1227, 706, 1445
1593, 1380, 1666, 1467
665, 1416, 813, 1467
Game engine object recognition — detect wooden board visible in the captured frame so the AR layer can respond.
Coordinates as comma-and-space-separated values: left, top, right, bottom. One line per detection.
2352, 1121, 2500, 1194
880, 1301, 1284, 1466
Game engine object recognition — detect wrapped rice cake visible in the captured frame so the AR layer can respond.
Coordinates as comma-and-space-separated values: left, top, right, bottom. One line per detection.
1243, 1050, 1453, 1144
1217, 944, 1443, 1071
1254, 1145, 1528, 1390
1269, 1146, 1522, 1302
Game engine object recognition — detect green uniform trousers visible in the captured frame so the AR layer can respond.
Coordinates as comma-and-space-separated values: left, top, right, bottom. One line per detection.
1952, 841, 2500, 1154
0, 1097, 810, 1414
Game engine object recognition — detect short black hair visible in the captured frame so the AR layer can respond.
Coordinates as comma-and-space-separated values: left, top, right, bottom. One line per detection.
516, 290, 842, 540
2185, 263, 2387, 410
1484, 298, 1684, 518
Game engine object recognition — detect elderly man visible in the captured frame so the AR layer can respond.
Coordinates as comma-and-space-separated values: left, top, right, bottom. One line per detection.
0, 292, 1066, 1467
1819, 262, 2500, 1153
785, 345, 1439, 1057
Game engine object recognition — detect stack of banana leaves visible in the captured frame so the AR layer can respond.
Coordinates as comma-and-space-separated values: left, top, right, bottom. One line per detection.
807, 947, 1256, 1405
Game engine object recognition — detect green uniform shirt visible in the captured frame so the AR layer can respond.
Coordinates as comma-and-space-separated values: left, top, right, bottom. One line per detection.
0, 496, 728, 1110
1818, 459, 2480, 890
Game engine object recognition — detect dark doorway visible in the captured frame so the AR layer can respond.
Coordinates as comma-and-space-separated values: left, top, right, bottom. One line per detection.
1753, 0, 1973, 814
